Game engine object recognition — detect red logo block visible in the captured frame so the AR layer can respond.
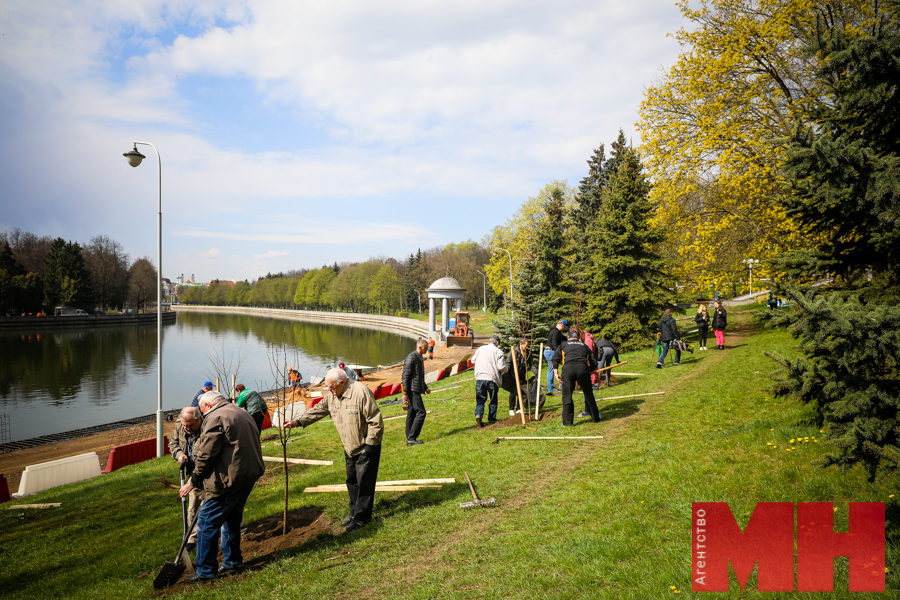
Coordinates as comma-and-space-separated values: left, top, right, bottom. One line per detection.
692, 502, 885, 592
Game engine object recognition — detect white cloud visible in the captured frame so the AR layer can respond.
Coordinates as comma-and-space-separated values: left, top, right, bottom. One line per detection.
198, 247, 221, 257
252, 249, 291, 259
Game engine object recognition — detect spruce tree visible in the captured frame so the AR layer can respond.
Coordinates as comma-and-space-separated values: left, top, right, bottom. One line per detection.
767, 286, 900, 479
582, 144, 670, 350
780, 4, 900, 291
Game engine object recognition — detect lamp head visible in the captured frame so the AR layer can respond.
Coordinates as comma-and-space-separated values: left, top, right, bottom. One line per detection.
123, 145, 145, 167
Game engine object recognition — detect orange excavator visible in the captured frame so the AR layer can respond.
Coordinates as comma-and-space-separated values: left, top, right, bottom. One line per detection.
446, 311, 475, 347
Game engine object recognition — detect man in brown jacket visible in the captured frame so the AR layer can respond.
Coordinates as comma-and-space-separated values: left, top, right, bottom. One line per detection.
179, 391, 265, 582
283, 368, 383, 532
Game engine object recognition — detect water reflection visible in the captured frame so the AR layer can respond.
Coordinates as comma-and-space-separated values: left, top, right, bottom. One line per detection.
0, 313, 413, 442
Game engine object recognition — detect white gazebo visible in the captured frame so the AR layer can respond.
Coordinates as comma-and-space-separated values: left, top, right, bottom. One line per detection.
426, 276, 465, 339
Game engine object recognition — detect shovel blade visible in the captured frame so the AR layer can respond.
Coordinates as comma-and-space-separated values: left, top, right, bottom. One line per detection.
153, 561, 186, 590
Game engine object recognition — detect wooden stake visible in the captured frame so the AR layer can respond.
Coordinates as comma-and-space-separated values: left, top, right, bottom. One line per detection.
597, 361, 627, 373
262, 456, 333, 466
599, 391, 666, 401
535, 342, 544, 421
231, 374, 236, 399
510, 346, 527, 425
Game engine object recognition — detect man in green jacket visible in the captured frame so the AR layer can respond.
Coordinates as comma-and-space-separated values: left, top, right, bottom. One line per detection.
235, 383, 268, 431
283, 368, 384, 532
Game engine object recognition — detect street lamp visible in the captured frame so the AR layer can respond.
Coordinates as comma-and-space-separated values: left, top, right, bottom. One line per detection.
492, 247, 513, 315
123, 141, 165, 458
743, 258, 760, 296
475, 270, 487, 312
412, 288, 422, 314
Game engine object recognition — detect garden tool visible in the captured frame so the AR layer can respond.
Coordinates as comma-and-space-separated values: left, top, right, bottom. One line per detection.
459, 471, 495, 509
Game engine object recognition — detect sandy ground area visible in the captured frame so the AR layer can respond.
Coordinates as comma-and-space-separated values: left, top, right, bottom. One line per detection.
0, 342, 475, 495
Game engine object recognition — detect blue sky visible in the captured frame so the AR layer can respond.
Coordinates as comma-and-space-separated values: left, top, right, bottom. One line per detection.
0, 0, 685, 282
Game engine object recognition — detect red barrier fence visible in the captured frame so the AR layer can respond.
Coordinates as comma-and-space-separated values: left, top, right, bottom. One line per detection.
103, 437, 170, 473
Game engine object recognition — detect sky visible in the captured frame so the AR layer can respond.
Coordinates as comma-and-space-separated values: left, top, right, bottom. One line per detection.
0, 0, 686, 283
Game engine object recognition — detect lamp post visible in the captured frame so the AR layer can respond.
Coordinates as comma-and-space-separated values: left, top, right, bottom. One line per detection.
475, 269, 487, 312
412, 288, 422, 314
492, 247, 513, 315
123, 141, 164, 458
743, 258, 759, 296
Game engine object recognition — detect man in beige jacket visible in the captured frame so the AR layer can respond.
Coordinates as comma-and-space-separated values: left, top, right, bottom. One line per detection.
284, 368, 383, 532
179, 391, 265, 582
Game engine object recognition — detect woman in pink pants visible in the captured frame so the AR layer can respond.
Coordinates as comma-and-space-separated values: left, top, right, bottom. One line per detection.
711, 300, 727, 349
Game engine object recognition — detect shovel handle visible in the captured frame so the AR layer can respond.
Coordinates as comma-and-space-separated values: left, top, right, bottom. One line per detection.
464, 471, 479, 502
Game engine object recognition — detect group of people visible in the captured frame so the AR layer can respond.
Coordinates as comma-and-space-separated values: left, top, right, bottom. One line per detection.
657, 300, 728, 368
168, 300, 729, 583
173, 365, 386, 582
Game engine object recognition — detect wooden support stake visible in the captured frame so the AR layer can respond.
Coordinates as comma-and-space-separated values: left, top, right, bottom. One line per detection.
262, 456, 334, 466
535, 342, 543, 421
510, 346, 527, 425
599, 391, 666, 401
231, 374, 236, 399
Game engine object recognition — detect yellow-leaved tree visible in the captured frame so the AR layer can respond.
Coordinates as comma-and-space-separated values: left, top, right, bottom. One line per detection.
638, 0, 877, 295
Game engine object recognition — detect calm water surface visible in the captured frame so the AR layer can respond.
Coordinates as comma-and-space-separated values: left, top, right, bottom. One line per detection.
0, 312, 413, 442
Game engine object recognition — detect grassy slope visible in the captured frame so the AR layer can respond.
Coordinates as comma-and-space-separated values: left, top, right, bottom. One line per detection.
1, 306, 896, 599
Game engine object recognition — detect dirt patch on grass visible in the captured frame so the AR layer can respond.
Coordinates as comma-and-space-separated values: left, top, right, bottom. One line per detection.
156, 506, 333, 594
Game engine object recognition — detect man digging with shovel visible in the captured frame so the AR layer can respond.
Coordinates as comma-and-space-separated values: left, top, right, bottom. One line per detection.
169, 406, 203, 551
178, 391, 265, 583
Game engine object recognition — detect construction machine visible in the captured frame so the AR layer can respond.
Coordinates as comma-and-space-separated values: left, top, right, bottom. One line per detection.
446, 311, 475, 347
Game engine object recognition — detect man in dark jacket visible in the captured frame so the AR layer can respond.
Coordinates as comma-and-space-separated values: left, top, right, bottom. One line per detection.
544, 320, 568, 394
402, 338, 431, 445
656, 308, 681, 368
179, 391, 265, 582
552, 330, 601, 426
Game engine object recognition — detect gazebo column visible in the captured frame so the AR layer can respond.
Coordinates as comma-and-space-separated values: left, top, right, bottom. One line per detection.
428, 297, 436, 337
441, 298, 450, 337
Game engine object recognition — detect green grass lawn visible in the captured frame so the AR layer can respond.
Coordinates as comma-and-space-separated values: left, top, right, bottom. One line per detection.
1, 306, 896, 599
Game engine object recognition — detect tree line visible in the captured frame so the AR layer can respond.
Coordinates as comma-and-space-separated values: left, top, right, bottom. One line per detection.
0, 229, 159, 316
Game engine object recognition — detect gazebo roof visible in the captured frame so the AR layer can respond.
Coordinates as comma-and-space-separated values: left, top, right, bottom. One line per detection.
426, 276, 464, 292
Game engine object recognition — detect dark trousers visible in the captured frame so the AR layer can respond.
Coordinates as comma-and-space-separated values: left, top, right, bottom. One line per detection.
194, 484, 254, 578
406, 391, 426, 441
599, 347, 615, 384
345, 444, 381, 523
251, 411, 264, 431
697, 326, 708, 348
562, 366, 600, 426
474, 380, 499, 420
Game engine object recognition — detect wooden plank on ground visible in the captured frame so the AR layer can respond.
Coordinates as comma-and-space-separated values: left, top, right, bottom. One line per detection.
384, 410, 432, 421
308, 478, 455, 489
304, 485, 443, 493
262, 456, 334, 466
599, 391, 665, 401
612, 372, 643, 376
6, 503, 62, 509
493, 436, 603, 443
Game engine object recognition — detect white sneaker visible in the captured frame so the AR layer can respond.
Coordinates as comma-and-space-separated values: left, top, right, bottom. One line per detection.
509, 410, 515, 416
515, 409, 521, 414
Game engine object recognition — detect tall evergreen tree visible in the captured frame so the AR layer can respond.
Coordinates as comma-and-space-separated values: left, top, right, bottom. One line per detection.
780, 3, 900, 291
42, 238, 94, 311
582, 144, 670, 350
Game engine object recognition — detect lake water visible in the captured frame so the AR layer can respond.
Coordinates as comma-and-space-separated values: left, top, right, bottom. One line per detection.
0, 311, 413, 443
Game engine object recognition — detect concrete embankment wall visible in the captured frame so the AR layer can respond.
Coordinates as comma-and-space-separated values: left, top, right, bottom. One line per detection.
172, 305, 429, 340
0, 311, 176, 330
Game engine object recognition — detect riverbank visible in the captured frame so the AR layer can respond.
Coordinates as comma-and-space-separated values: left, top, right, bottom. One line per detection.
172, 304, 428, 340
0, 311, 176, 330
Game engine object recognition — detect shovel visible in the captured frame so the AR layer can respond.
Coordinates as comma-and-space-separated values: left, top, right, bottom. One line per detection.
178, 463, 194, 572
153, 475, 200, 590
